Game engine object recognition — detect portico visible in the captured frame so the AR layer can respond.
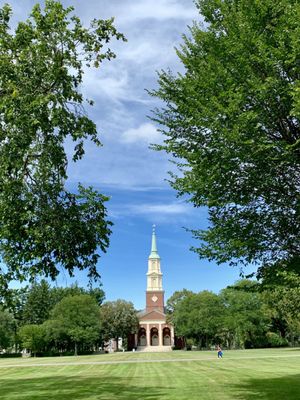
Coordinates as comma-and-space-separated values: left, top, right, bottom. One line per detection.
138, 322, 174, 347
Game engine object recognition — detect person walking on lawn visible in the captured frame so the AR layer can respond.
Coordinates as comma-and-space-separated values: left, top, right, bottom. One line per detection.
217, 345, 223, 358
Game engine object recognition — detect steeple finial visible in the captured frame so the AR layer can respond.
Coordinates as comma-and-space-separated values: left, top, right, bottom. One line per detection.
149, 224, 160, 259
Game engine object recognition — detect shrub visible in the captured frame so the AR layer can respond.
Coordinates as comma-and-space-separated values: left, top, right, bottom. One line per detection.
266, 332, 289, 347
0, 353, 22, 358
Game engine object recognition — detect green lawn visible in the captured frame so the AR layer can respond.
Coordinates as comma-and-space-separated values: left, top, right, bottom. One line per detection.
0, 348, 299, 399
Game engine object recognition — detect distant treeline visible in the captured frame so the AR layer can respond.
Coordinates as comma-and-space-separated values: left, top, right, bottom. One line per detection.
0, 281, 138, 356
167, 273, 300, 350
1, 272, 299, 357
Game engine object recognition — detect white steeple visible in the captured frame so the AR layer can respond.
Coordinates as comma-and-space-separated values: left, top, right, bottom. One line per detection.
147, 225, 163, 291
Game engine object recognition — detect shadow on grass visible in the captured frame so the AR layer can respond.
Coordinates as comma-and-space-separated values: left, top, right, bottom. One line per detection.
0, 375, 169, 400
233, 374, 300, 400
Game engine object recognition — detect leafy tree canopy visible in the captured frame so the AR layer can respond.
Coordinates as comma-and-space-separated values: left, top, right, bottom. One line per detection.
261, 271, 300, 337
165, 288, 194, 324
0, 307, 15, 350
49, 294, 101, 355
50, 282, 105, 306
220, 281, 269, 348
172, 290, 224, 346
0, 1, 125, 292
151, 0, 300, 277
0, 279, 105, 328
100, 299, 138, 349
18, 323, 46, 356
22, 280, 53, 325
0, 287, 28, 321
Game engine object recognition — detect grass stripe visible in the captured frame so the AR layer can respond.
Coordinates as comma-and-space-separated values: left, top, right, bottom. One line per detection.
0, 348, 299, 399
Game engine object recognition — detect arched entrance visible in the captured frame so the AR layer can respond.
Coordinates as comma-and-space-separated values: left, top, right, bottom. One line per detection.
138, 327, 147, 346
150, 327, 159, 346
163, 327, 171, 346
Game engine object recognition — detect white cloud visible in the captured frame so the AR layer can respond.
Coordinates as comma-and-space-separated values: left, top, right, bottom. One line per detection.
115, 0, 199, 24
81, 66, 129, 103
121, 123, 162, 144
131, 202, 190, 215
8, 0, 198, 190
108, 200, 194, 223
66, 137, 172, 189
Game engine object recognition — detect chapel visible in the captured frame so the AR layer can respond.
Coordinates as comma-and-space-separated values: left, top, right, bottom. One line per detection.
135, 226, 174, 351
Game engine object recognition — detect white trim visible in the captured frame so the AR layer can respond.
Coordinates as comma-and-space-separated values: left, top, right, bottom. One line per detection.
139, 309, 166, 317
139, 320, 170, 324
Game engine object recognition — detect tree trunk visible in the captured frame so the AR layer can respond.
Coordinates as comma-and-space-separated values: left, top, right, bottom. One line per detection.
74, 342, 78, 356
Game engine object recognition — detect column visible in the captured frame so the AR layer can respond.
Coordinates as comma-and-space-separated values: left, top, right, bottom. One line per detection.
159, 324, 163, 346
134, 333, 138, 348
171, 326, 175, 346
146, 324, 150, 346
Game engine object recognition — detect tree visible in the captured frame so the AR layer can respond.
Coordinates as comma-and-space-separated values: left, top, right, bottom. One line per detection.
219, 281, 270, 348
172, 291, 225, 348
166, 288, 193, 324
0, 287, 28, 323
151, 0, 300, 276
22, 280, 54, 325
18, 324, 46, 356
261, 272, 300, 344
49, 294, 101, 355
1, 280, 105, 328
0, 307, 15, 351
100, 300, 139, 350
0, 1, 125, 292
51, 282, 105, 306
88, 286, 106, 306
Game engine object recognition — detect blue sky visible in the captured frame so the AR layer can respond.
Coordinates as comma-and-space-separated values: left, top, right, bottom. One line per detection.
5, 0, 256, 310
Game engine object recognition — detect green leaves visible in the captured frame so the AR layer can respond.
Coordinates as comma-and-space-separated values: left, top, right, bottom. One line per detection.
49, 294, 101, 348
0, 307, 15, 350
100, 300, 139, 345
167, 281, 278, 349
18, 324, 46, 356
151, 0, 300, 274
0, 1, 124, 287
171, 290, 225, 345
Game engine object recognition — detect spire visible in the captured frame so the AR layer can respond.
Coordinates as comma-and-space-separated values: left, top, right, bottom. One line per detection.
149, 224, 160, 259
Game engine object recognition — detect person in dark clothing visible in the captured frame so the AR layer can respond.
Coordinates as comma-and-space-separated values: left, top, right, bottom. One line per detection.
217, 345, 223, 358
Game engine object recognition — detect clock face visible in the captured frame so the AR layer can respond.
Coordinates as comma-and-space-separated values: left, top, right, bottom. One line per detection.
151, 295, 158, 303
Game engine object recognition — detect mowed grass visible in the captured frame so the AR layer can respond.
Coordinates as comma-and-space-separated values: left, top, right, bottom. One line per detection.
0, 348, 299, 400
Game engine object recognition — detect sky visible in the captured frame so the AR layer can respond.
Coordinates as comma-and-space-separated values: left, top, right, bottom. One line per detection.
4, 0, 256, 310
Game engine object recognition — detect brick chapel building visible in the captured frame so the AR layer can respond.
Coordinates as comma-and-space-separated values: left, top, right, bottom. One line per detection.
134, 226, 174, 351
